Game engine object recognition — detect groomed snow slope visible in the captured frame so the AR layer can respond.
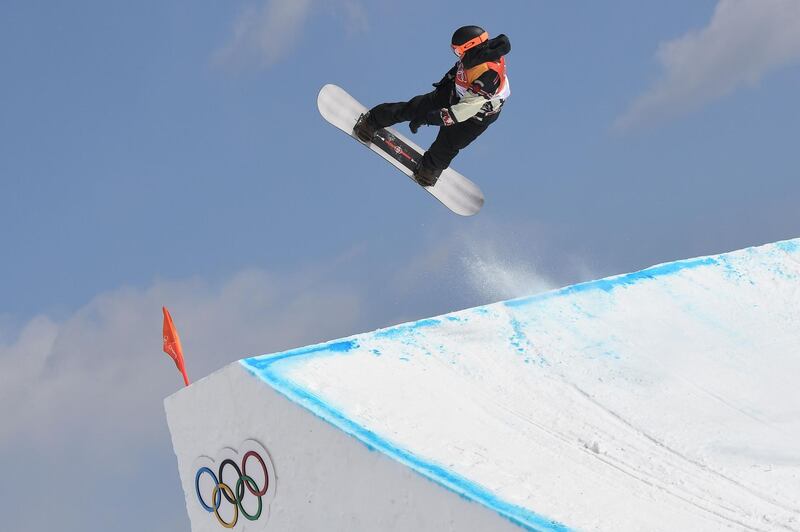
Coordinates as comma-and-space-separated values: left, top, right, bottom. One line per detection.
240, 239, 800, 531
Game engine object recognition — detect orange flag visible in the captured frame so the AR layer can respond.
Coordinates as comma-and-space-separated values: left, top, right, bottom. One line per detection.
162, 306, 190, 386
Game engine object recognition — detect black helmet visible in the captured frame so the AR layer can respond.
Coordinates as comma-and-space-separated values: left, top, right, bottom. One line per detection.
451, 25, 488, 57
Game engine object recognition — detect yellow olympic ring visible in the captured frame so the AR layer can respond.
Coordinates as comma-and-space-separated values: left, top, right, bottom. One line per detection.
212, 483, 238, 529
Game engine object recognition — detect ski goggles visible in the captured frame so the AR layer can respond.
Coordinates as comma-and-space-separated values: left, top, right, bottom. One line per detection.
452, 31, 489, 57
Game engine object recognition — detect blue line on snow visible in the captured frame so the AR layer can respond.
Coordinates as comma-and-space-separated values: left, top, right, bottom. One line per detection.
776, 239, 799, 254
244, 339, 358, 368
505, 256, 717, 309
241, 353, 571, 532
374, 318, 442, 339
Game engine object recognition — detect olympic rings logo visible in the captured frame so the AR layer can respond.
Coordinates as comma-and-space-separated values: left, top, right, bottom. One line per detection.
192, 440, 276, 531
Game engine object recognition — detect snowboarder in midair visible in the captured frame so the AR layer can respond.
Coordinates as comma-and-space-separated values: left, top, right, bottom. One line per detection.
353, 26, 511, 187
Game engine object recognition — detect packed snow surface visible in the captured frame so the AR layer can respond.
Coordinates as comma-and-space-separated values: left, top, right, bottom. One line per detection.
242, 239, 800, 531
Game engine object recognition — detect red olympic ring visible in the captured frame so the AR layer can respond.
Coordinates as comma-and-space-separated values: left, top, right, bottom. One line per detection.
242, 451, 269, 497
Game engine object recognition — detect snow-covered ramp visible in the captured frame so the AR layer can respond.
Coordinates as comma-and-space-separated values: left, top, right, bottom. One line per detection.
166, 238, 800, 531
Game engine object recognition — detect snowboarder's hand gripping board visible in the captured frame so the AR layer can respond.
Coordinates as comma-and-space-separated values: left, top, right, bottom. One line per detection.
317, 84, 484, 216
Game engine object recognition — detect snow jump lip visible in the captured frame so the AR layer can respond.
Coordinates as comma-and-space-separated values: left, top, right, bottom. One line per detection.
237, 250, 725, 531
239, 237, 800, 532
241, 342, 571, 532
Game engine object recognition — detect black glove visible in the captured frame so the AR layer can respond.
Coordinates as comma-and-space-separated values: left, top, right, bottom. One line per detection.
432, 65, 457, 89
409, 117, 426, 134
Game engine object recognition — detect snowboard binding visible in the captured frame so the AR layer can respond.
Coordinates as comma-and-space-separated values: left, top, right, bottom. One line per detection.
353, 112, 378, 143
413, 162, 441, 188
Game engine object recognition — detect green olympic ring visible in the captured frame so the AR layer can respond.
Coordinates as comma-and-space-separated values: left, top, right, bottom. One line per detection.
235, 475, 263, 521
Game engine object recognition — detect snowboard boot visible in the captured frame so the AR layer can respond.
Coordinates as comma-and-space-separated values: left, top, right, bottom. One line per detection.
353, 112, 379, 143
413, 162, 442, 187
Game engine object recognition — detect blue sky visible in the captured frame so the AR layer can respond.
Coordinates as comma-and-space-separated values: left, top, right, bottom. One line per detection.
1, 1, 799, 530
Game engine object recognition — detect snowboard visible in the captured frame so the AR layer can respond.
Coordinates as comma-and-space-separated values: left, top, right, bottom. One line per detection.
317, 84, 484, 216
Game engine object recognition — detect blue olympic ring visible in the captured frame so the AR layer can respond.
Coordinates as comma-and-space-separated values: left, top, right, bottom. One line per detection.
195, 467, 222, 512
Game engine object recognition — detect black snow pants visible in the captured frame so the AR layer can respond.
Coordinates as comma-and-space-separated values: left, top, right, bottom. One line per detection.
368, 88, 497, 176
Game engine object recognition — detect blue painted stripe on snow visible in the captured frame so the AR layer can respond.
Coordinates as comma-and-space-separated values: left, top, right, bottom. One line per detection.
374, 318, 442, 339
245, 339, 358, 368
505, 256, 717, 309
776, 239, 800, 254
239, 356, 572, 532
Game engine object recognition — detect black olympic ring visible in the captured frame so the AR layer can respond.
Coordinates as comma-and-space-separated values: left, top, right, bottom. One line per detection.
195, 450, 270, 528
218, 458, 242, 504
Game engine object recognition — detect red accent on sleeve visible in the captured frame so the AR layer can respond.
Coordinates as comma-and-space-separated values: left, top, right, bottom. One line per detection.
440, 109, 455, 126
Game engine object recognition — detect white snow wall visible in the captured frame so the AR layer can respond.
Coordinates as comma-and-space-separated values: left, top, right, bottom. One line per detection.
166, 238, 800, 532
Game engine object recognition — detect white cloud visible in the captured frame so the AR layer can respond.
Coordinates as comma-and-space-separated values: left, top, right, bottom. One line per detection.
338, 0, 369, 35
213, 0, 367, 69
0, 269, 363, 452
616, 0, 800, 130
0, 268, 367, 530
